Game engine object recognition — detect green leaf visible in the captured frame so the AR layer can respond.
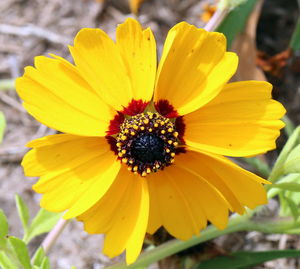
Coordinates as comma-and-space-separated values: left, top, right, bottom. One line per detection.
24, 209, 62, 243
285, 196, 300, 221
40, 256, 50, 269
242, 156, 270, 178
0, 252, 18, 269
290, 18, 300, 51
269, 126, 300, 182
0, 111, 6, 143
195, 250, 300, 269
284, 144, 300, 174
0, 209, 9, 239
216, 0, 257, 48
15, 195, 30, 235
7, 236, 32, 269
32, 247, 46, 267
283, 115, 296, 137
268, 174, 300, 198
270, 182, 300, 192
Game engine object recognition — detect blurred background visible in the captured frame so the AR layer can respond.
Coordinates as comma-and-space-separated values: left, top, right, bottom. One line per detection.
0, 0, 299, 268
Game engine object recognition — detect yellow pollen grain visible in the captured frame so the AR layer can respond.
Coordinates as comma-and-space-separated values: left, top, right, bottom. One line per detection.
127, 166, 132, 171
146, 168, 151, 173
130, 131, 135, 136
121, 149, 126, 154
173, 132, 178, 137
154, 123, 159, 128
166, 148, 170, 153
116, 142, 122, 147
168, 128, 173, 132
118, 152, 123, 157
143, 119, 149, 124
155, 163, 160, 169
168, 140, 173, 145
142, 171, 147, 177
171, 152, 175, 157
133, 125, 139, 130
141, 126, 145, 131
161, 130, 166, 134
149, 128, 153, 132
173, 142, 178, 147
124, 129, 129, 134
122, 158, 128, 164
133, 166, 138, 172
129, 159, 134, 164
121, 135, 127, 140
170, 159, 175, 163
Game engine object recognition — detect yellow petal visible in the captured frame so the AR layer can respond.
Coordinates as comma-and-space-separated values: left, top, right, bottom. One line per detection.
70, 28, 133, 111
116, 18, 156, 104
125, 178, 149, 264
78, 167, 149, 264
22, 134, 110, 177
77, 167, 132, 234
63, 159, 121, 218
147, 165, 229, 240
154, 22, 238, 116
25, 134, 120, 214
175, 151, 244, 214
184, 81, 286, 156
187, 147, 269, 209
36, 152, 119, 212
16, 55, 114, 136
129, 0, 145, 14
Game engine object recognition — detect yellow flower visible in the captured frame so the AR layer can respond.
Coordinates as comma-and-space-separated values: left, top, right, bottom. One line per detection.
94, 0, 145, 14
129, 0, 145, 14
16, 19, 285, 264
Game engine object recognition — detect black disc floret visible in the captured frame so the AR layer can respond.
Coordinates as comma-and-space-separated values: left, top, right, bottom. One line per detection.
116, 112, 179, 176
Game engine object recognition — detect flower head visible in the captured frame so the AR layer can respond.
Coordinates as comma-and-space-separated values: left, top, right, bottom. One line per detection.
17, 19, 285, 264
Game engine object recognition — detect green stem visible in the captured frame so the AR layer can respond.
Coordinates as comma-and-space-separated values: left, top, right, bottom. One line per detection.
106, 214, 250, 269
283, 116, 295, 137
0, 79, 15, 91
106, 214, 298, 269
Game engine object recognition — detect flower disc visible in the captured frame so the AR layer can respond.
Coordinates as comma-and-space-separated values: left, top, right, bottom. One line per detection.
116, 112, 179, 176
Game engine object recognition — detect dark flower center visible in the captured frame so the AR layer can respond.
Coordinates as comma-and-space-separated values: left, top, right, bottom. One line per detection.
131, 133, 165, 163
116, 112, 179, 176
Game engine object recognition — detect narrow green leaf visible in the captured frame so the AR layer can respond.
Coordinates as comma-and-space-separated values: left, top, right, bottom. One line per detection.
284, 144, 300, 174
40, 256, 50, 269
0, 252, 18, 269
269, 126, 300, 182
283, 115, 296, 137
0, 112, 6, 143
242, 156, 270, 178
32, 247, 46, 267
268, 174, 300, 199
25, 209, 62, 243
285, 196, 300, 221
279, 192, 290, 217
15, 195, 30, 234
7, 236, 32, 269
270, 182, 300, 192
290, 18, 300, 51
195, 250, 300, 269
216, 0, 257, 48
0, 209, 9, 238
